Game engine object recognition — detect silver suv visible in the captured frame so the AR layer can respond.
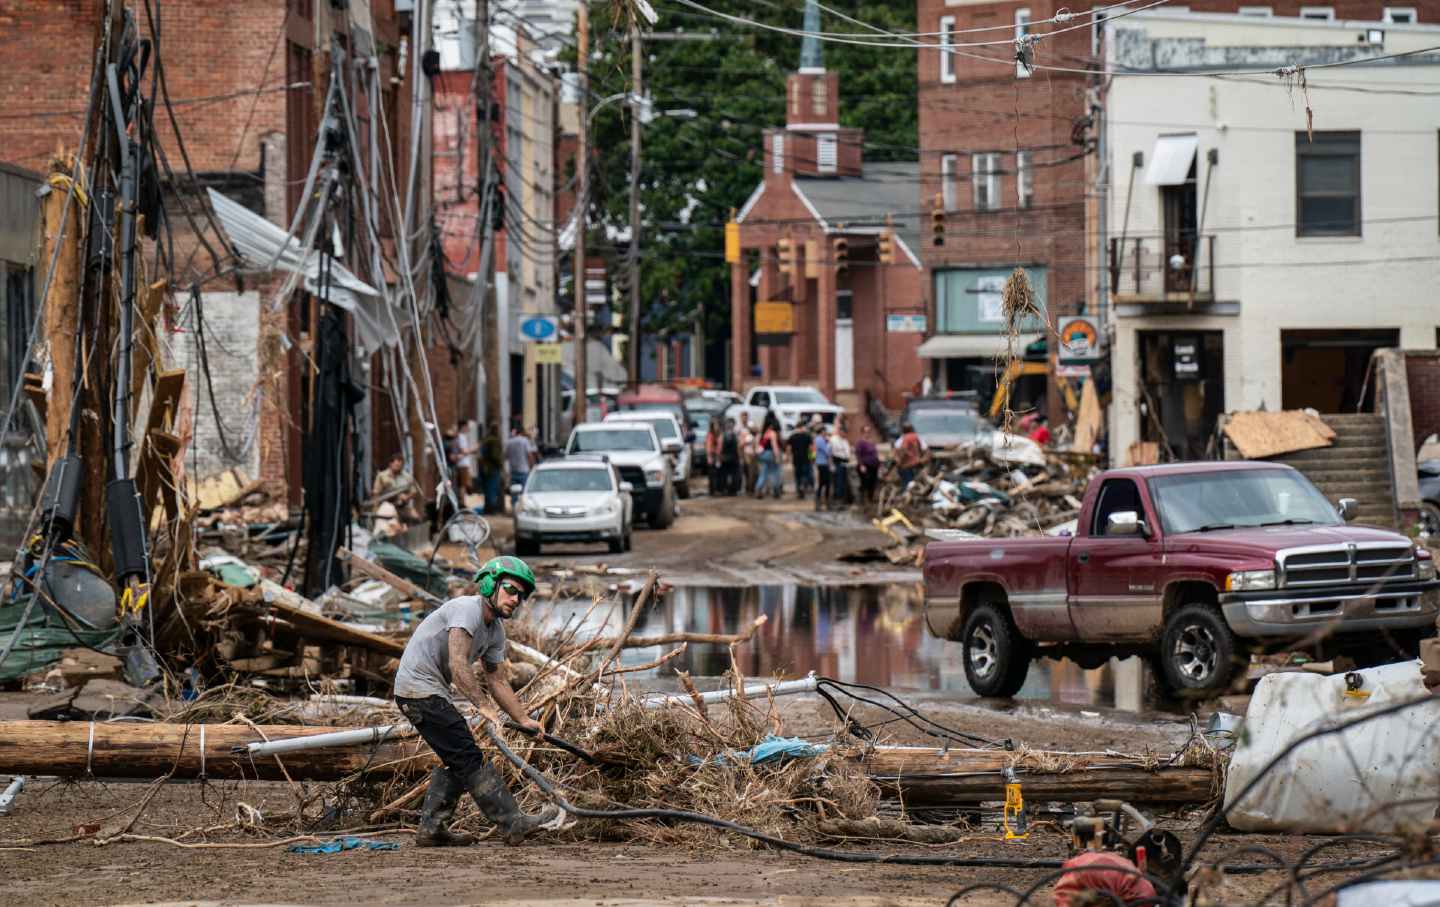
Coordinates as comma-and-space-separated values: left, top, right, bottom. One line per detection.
564, 423, 676, 529
512, 458, 633, 555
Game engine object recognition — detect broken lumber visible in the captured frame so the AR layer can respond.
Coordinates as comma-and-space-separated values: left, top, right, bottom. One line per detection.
581, 614, 769, 651
0, 720, 431, 781
336, 546, 441, 605
256, 596, 407, 659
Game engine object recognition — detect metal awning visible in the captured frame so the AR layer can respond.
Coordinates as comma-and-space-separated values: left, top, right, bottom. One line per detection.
1145, 134, 1198, 186
916, 333, 1041, 359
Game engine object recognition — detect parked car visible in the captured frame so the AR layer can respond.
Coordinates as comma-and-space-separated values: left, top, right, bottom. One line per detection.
564, 423, 676, 528
603, 411, 693, 499
901, 396, 992, 449
512, 457, 633, 556
1418, 459, 1440, 537
923, 461, 1439, 699
726, 385, 844, 435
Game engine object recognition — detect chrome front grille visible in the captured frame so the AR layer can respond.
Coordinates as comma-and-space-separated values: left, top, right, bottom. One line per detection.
1277, 543, 1416, 589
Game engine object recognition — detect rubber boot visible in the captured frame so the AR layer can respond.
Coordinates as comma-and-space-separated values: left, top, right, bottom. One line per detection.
464, 764, 562, 846
415, 767, 477, 847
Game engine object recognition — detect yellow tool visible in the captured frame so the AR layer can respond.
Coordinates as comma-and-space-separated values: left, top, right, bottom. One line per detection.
1003, 766, 1029, 841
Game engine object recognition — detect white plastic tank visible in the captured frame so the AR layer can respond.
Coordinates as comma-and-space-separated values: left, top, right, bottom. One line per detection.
1224, 660, 1440, 833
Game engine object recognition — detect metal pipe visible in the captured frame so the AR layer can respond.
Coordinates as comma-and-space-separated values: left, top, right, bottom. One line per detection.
236, 722, 414, 758
640, 672, 820, 709
0, 775, 25, 816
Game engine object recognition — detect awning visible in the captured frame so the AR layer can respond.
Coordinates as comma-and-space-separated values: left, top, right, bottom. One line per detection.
207, 189, 390, 352
1145, 134, 1198, 186
916, 333, 1042, 359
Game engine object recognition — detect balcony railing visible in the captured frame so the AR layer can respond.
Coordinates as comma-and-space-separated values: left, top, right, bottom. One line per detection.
1109, 235, 1215, 303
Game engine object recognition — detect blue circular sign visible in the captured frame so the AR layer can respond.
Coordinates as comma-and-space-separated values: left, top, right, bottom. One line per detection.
521, 316, 558, 341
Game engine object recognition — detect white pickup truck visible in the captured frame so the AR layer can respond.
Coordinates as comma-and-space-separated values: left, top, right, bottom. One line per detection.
725, 385, 846, 434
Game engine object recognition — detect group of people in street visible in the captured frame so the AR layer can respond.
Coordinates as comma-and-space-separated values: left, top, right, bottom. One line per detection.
703, 413, 886, 510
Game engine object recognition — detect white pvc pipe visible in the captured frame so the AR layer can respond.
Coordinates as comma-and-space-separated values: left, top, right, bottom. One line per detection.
640, 672, 820, 709
0, 775, 25, 816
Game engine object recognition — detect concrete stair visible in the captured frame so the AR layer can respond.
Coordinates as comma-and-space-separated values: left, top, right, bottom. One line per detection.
1268, 413, 1397, 529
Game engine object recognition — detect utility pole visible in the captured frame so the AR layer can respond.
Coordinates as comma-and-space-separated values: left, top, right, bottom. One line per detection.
626, 25, 642, 386
476, 0, 502, 439
572, 2, 589, 428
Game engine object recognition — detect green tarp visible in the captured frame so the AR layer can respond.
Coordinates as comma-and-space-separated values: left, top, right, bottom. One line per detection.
0, 596, 119, 684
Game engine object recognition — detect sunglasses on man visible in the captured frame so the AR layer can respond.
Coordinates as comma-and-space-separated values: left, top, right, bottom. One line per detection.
498, 579, 530, 601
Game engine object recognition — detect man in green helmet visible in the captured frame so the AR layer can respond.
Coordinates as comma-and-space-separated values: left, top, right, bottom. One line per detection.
394, 554, 562, 846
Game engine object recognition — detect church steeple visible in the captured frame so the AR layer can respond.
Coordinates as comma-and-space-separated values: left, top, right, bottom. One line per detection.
799, 0, 823, 73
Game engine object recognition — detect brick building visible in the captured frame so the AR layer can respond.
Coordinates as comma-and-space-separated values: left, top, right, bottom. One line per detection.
913, 0, 1440, 433
729, 13, 927, 424
0, 1, 434, 502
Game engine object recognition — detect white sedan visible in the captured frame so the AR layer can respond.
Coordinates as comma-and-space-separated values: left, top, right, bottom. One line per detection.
512, 458, 633, 555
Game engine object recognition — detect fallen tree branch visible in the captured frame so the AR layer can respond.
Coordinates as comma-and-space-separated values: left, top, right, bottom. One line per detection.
600, 643, 687, 677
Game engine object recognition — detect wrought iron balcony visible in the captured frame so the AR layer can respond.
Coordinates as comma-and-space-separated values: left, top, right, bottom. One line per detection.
1108, 235, 1215, 304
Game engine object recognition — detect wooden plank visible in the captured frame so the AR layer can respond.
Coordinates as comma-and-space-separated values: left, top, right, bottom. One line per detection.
130, 278, 168, 408
190, 468, 251, 510
256, 595, 407, 658
873, 768, 1215, 805
336, 546, 442, 606
1223, 411, 1334, 460
40, 156, 81, 461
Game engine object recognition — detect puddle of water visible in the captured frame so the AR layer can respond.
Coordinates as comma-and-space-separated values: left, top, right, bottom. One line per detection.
528, 583, 1125, 709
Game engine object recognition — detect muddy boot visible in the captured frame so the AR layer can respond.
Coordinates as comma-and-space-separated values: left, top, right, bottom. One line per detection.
415, 767, 477, 847
464, 764, 563, 846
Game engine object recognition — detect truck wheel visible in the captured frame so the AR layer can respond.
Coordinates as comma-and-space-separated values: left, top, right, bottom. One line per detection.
677, 481, 691, 500
514, 537, 539, 557
1159, 604, 1239, 698
652, 492, 675, 529
962, 603, 1032, 698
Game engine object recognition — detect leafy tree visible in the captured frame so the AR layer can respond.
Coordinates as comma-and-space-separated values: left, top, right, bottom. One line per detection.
577, 1, 917, 356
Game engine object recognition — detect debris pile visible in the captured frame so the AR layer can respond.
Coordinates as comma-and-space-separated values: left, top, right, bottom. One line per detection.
860, 446, 1097, 560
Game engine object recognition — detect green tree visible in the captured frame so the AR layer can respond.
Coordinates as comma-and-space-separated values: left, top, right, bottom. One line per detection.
578, 1, 917, 362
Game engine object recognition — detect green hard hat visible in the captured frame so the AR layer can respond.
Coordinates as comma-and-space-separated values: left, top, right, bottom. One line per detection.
476, 555, 536, 597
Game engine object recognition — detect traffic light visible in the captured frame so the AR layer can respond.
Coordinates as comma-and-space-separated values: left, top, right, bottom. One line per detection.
878, 214, 895, 265
832, 236, 849, 272
931, 193, 945, 247
777, 236, 795, 279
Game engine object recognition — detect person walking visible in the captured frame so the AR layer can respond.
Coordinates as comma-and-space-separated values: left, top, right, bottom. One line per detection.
813, 424, 833, 511
394, 556, 562, 847
479, 424, 505, 515
788, 421, 814, 498
829, 423, 853, 509
705, 419, 723, 496
504, 425, 537, 512
719, 417, 742, 495
855, 424, 881, 507
895, 421, 925, 489
738, 413, 758, 497
755, 414, 783, 498
454, 420, 478, 496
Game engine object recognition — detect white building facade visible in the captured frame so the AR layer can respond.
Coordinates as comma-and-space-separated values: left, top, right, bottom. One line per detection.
1102, 12, 1440, 460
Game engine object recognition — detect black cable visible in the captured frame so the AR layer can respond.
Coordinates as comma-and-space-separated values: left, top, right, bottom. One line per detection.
816, 677, 1004, 749
189, 284, 250, 464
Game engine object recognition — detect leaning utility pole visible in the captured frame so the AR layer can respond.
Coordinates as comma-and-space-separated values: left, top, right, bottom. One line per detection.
572, 2, 589, 427
626, 25, 642, 386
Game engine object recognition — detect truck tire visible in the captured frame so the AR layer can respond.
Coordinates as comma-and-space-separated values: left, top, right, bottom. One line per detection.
652, 491, 675, 530
962, 603, 1032, 698
1159, 604, 1239, 698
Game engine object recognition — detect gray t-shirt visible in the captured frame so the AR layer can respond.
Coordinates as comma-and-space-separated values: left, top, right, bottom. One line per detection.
504, 434, 535, 474
394, 596, 507, 700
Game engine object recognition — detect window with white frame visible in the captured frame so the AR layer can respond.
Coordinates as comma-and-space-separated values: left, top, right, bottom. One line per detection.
1384, 7, 1417, 22
817, 134, 838, 174
939, 16, 955, 84
1015, 8, 1032, 79
1238, 6, 1273, 16
1300, 6, 1335, 20
771, 133, 785, 174
972, 153, 1000, 211
941, 154, 958, 209
1016, 151, 1033, 208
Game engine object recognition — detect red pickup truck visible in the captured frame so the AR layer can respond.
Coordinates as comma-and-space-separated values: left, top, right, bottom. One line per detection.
923, 461, 1439, 698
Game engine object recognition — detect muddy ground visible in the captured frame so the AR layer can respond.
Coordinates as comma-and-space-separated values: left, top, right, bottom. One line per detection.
0, 490, 1409, 904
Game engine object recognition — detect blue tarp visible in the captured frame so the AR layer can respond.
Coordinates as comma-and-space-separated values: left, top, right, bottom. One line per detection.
286, 836, 400, 855
695, 734, 829, 767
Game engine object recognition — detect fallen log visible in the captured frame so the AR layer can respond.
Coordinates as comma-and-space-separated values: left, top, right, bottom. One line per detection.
874, 767, 1215, 805
858, 746, 1217, 805
0, 721, 432, 781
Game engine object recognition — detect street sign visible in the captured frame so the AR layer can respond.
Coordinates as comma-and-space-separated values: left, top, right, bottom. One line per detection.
886, 314, 926, 333
1057, 316, 1103, 363
754, 301, 794, 334
533, 343, 563, 365
520, 315, 559, 342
